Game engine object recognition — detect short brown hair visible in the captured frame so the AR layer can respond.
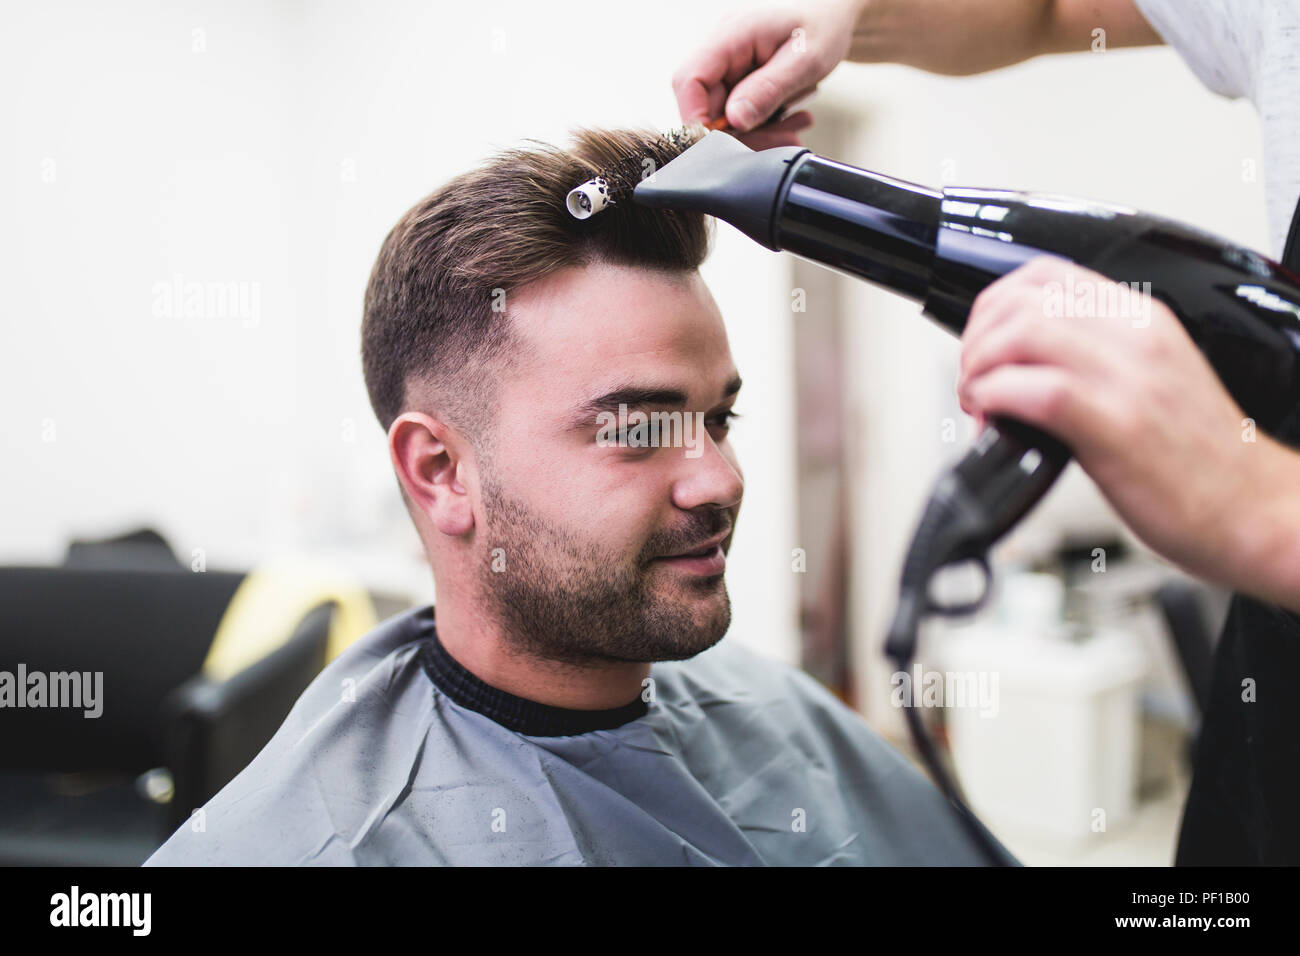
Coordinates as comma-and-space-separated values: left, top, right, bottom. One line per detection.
361, 126, 713, 448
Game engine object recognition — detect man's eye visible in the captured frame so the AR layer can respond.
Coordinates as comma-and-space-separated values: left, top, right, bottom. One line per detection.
710, 410, 742, 430
597, 430, 657, 452
595, 411, 741, 447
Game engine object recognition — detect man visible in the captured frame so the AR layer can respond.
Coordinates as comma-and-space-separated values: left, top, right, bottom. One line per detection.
145, 126, 1014, 865
673, 0, 1300, 863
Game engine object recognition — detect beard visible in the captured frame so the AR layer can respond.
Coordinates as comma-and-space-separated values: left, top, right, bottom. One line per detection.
476, 470, 732, 667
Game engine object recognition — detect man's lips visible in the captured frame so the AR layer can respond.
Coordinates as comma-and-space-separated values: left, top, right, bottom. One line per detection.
652, 542, 726, 576
649, 530, 730, 576
656, 530, 730, 559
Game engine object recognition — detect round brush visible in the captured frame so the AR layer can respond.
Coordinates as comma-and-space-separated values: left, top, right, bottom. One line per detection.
565, 126, 704, 220
565, 90, 819, 220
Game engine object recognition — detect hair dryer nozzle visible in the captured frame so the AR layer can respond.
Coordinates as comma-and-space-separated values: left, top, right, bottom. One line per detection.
632, 131, 807, 251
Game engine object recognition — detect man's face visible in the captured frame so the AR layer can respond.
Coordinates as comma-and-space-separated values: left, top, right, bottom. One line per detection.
475, 261, 744, 667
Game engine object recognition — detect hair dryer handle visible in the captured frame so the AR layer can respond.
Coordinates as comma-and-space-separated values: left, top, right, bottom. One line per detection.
885, 417, 1071, 652
958, 417, 1072, 548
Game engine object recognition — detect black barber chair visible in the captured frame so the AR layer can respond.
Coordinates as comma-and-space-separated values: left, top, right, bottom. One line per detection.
0, 530, 333, 865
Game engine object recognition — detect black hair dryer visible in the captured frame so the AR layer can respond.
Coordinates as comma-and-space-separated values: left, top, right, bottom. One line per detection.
634, 130, 1300, 862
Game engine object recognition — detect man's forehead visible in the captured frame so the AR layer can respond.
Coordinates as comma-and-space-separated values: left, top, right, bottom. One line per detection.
500, 262, 737, 419
509, 263, 726, 357
508, 262, 717, 343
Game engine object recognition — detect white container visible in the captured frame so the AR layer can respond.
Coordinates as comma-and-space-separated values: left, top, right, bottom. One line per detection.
934, 620, 1146, 846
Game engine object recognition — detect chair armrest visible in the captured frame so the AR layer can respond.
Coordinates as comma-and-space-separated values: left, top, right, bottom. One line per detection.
157, 601, 334, 830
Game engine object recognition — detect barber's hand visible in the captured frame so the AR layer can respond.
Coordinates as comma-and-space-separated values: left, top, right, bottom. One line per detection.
672, 0, 868, 149
957, 256, 1300, 611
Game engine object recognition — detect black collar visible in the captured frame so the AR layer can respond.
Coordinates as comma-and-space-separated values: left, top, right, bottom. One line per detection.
417, 607, 649, 737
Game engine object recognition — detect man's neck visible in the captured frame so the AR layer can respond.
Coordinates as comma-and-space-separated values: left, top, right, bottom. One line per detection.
432, 597, 651, 711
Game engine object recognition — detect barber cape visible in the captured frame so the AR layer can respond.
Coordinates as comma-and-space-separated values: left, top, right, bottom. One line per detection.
145, 605, 1017, 866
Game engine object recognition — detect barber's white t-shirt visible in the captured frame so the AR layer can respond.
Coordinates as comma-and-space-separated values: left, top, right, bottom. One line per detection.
1135, 0, 1300, 258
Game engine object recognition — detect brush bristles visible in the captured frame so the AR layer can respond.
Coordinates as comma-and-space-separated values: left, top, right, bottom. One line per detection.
569, 124, 707, 214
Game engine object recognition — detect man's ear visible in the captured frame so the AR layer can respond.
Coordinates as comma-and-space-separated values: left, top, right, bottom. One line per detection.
388, 412, 475, 537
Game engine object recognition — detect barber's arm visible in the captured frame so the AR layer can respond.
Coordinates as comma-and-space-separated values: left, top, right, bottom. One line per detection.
957, 256, 1300, 615
673, 0, 1161, 147
855, 0, 1160, 74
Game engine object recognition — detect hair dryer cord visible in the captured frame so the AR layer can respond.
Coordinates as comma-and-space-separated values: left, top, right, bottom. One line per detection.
883, 420, 1071, 866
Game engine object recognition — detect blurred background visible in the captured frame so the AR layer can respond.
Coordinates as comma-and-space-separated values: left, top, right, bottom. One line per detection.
1, 0, 1265, 865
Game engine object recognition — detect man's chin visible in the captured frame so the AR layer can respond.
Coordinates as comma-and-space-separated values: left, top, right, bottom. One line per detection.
638, 594, 731, 662
609, 631, 727, 664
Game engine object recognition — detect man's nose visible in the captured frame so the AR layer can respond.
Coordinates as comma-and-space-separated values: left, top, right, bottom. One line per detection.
670, 431, 743, 512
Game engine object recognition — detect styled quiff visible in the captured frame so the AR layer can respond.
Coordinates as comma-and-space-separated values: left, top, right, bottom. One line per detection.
361, 126, 713, 448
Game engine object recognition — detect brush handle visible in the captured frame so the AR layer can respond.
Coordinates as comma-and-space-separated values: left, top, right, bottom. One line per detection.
706, 88, 819, 132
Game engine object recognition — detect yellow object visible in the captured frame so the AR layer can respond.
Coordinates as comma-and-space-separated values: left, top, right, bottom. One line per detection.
202, 555, 378, 682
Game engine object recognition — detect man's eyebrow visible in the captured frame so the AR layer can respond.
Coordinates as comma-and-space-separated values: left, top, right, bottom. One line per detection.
566, 375, 742, 429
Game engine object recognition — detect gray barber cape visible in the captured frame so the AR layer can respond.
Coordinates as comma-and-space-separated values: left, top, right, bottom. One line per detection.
145, 605, 1017, 866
